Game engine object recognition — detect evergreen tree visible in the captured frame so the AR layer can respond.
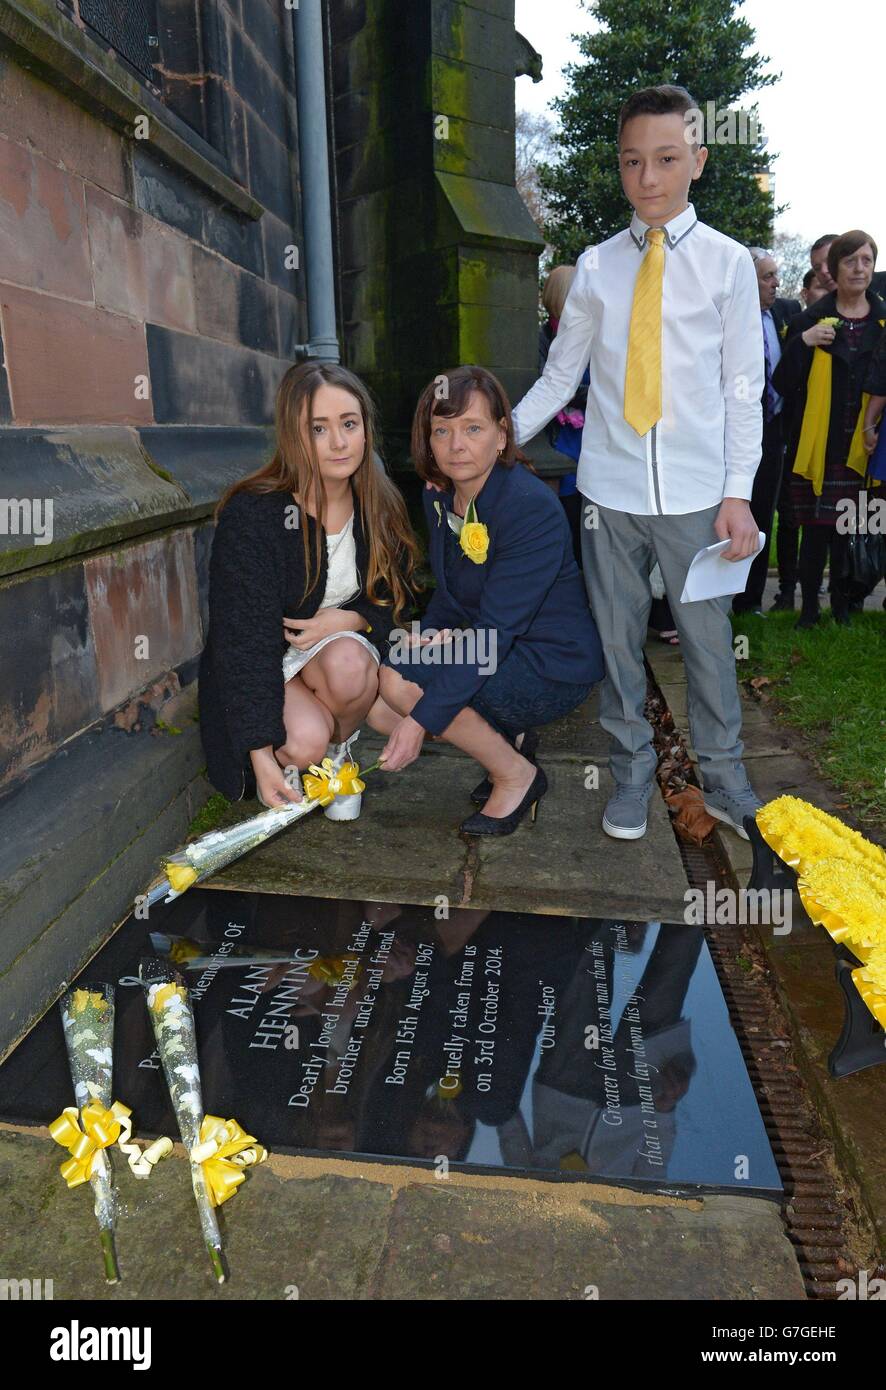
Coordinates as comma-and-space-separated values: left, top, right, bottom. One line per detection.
540, 0, 781, 261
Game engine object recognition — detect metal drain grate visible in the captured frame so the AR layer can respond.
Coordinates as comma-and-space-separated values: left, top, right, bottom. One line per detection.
645, 666, 862, 1299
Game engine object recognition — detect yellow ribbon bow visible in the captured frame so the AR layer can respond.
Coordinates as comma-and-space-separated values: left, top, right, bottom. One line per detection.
50, 1100, 127, 1187
303, 758, 365, 806
190, 1115, 268, 1208
50, 1100, 173, 1186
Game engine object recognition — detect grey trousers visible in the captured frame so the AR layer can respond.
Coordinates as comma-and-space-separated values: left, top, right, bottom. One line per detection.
580, 501, 748, 792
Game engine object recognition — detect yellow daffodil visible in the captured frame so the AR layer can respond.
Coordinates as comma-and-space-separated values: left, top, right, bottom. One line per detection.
70, 989, 106, 1015
170, 938, 202, 964
165, 862, 199, 893
149, 982, 188, 1013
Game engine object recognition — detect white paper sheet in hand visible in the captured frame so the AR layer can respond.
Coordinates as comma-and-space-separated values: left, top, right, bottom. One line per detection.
679, 532, 766, 603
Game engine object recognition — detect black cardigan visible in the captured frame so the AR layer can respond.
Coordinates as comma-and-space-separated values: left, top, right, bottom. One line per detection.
198, 488, 399, 800
772, 288, 886, 472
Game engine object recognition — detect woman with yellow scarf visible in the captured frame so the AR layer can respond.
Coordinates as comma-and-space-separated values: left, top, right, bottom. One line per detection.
773, 229, 884, 628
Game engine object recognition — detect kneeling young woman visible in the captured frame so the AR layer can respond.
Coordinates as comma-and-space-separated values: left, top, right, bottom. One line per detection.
199, 361, 418, 818
374, 365, 604, 835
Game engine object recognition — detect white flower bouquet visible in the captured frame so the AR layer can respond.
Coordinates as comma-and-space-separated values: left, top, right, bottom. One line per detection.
140, 959, 267, 1283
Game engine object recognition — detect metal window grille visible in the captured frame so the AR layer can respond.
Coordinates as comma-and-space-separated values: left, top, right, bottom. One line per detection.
78, 0, 159, 84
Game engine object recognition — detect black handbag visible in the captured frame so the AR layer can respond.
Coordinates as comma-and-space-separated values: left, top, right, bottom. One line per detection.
834, 530, 886, 595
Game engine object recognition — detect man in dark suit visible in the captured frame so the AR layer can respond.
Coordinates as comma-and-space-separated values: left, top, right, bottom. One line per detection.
733, 249, 803, 613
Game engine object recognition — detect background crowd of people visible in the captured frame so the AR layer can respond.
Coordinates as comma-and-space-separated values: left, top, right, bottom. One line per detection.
540, 229, 886, 635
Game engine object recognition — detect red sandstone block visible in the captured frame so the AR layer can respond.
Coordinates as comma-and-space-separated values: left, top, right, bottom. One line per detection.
145, 222, 196, 332
85, 183, 144, 319
0, 60, 129, 198
0, 137, 92, 300
85, 529, 202, 713
0, 285, 154, 425
87, 185, 196, 331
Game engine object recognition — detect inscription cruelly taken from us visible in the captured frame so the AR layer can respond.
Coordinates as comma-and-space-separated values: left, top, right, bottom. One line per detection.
0, 890, 781, 1196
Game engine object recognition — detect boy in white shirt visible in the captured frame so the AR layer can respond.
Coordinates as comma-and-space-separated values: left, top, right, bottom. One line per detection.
512, 84, 765, 841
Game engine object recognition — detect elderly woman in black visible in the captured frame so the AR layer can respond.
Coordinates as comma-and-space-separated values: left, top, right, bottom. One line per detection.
773, 229, 884, 627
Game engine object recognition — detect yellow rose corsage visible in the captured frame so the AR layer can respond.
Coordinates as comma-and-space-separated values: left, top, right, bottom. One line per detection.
458, 497, 489, 565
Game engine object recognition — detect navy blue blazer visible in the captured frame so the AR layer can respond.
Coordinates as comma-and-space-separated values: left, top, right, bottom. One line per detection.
408, 462, 604, 735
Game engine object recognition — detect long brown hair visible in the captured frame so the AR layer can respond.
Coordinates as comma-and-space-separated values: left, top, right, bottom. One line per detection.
410, 365, 533, 489
218, 361, 419, 619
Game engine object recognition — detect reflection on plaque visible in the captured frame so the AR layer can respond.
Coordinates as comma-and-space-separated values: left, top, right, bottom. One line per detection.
0, 891, 782, 1196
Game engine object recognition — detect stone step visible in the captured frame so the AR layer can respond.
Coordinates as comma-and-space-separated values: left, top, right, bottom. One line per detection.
0, 686, 208, 1060
199, 694, 690, 923
0, 1127, 805, 1301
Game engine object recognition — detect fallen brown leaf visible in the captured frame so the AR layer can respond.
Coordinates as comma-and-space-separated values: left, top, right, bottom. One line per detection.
664, 784, 717, 845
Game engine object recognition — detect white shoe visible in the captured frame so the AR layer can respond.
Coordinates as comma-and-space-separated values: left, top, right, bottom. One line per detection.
322, 731, 362, 821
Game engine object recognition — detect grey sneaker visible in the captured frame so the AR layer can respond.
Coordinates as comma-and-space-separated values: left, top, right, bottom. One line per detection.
602, 780, 656, 840
703, 784, 763, 840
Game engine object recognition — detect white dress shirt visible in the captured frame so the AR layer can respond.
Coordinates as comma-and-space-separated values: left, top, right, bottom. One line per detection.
511, 204, 764, 515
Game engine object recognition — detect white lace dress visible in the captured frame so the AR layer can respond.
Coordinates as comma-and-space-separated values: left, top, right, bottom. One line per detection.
281, 512, 380, 681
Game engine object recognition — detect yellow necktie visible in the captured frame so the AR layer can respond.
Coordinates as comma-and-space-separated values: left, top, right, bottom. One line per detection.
624, 227, 666, 435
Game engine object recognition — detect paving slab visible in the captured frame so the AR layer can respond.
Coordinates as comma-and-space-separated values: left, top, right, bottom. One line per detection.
525, 689, 611, 757
658, 684, 796, 761
203, 752, 473, 905
0, 1129, 804, 1301
369, 1183, 803, 1301
468, 765, 688, 919
0, 1128, 392, 1302
201, 734, 689, 922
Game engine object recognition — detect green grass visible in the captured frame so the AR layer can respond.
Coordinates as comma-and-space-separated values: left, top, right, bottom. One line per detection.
731, 609, 886, 829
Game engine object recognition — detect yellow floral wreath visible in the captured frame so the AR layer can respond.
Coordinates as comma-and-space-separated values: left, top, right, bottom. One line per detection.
756, 797, 886, 1025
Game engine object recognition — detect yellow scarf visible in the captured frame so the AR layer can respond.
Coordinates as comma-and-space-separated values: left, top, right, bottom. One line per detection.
793, 347, 871, 496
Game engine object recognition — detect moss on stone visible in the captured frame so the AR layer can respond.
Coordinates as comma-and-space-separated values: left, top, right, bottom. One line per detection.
187, 792, 231, 837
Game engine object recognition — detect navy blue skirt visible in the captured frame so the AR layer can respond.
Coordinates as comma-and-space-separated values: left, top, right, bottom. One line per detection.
383, 642, 593, 740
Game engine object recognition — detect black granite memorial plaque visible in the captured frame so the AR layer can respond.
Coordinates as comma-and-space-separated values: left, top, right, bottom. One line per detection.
0, 890, 782, 1196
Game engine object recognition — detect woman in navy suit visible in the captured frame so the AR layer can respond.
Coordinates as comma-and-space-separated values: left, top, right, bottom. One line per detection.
374, 365, 604, 835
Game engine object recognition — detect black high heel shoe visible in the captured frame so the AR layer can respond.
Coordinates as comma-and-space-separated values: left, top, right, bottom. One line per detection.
459, 766, 547, 837
469, 729, 539, 805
